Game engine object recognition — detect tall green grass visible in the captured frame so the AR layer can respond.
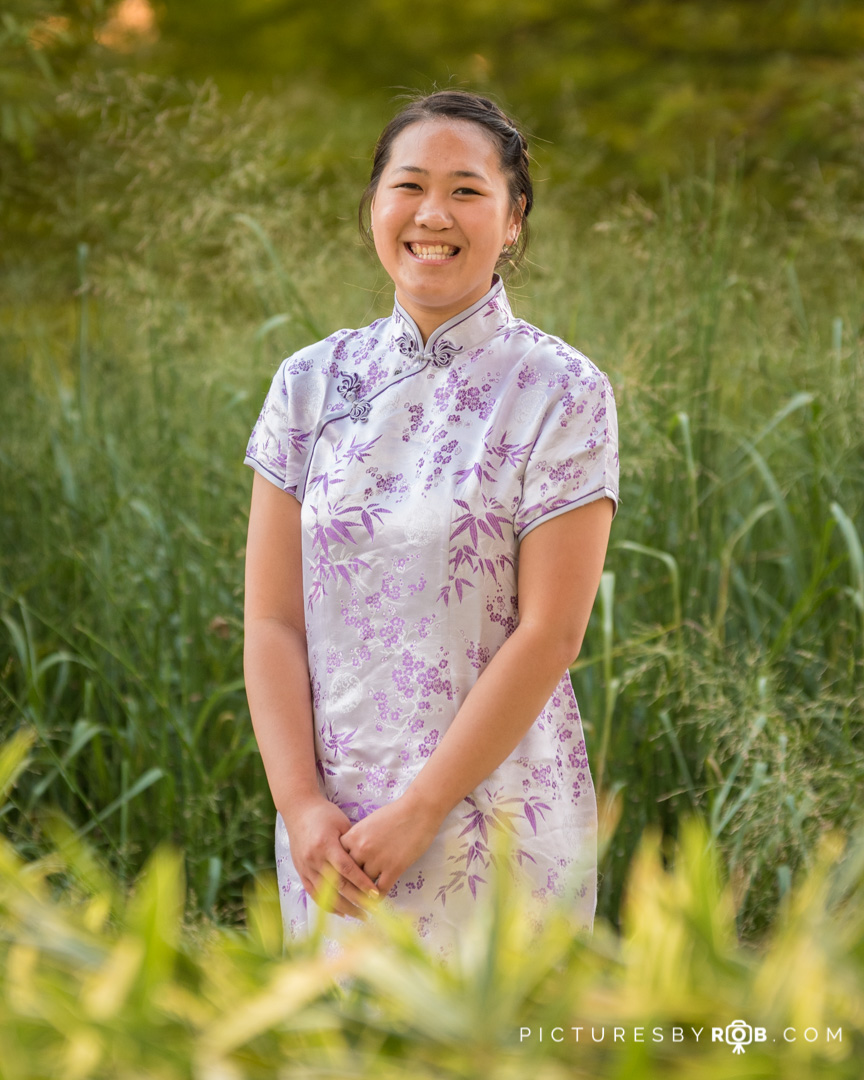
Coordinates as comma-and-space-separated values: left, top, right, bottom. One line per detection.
1, 73, 862, 932
542, 174, 864, 932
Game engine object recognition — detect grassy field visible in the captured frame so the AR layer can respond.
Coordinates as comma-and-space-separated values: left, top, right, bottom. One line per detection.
1, 74, 863, 940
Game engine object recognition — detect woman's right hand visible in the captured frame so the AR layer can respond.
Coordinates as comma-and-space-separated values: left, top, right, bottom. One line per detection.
282, 796, 380, 919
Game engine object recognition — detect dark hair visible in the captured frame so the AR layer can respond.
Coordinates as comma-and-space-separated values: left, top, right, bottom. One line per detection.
358, 90, 533, 271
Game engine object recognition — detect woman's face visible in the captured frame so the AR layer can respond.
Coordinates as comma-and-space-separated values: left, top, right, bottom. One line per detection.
370, 119, 523, 341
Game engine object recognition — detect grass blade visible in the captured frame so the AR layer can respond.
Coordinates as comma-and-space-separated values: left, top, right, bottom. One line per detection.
75, 768, 166, 840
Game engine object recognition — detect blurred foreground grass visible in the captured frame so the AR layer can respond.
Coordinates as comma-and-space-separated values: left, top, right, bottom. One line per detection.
0, 72, 863, 938
1, 731, 862, 1079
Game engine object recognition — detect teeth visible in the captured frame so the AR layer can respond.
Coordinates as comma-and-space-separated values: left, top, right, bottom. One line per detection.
408, 243, 458, 260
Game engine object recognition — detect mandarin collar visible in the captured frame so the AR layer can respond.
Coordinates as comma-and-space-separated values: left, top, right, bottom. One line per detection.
390, 276, 514, 368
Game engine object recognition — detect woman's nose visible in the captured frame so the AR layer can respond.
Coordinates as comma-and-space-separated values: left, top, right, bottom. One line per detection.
414, 195, 452, 229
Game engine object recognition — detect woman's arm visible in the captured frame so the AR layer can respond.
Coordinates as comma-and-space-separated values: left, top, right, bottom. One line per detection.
340, 496, 615, 894
244, 472, 379, 915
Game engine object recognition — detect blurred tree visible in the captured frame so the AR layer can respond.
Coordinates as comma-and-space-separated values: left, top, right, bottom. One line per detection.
3, 0, 864, 232
150, 0, 864, 186
0, 0, 109, 156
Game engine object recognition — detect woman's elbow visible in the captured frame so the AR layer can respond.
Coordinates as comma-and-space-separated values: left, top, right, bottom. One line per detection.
557, 629, 586, 669
517, 618, 586, 673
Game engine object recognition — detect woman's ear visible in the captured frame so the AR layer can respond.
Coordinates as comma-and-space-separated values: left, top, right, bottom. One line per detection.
507, 193, 527, 245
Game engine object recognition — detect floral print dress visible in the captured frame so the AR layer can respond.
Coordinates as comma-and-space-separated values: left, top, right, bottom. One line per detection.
245, 277, 619, 956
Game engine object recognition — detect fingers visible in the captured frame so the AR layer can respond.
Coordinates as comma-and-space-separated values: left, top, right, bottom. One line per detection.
305, 869, 367, 920
323, 860, 378, 912
332, 842, 380, 898
374, 869, 394, 896
339, 849, 385, 898
340, 834, 391, 895
330, 871, 377, 911
288, 806, 382, 916
305, 843, 381, 918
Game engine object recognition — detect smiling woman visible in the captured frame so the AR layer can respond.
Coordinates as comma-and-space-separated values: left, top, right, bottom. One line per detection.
243, 90, 619, 959
368, 120, 524, 339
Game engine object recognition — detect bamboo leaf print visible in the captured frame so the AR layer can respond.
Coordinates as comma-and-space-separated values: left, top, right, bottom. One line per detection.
311, 522, 330, 557
454, 577, 474, 601
327, 520, 356, 544
330, 518, 358, 544
490, 431, 533, 468
345, 434, 382, 463
468, 874, 486, 899
490, 807, 519, 833
485, 512, 508, 540
450, 517, 473, 540
453, 462, 485, 485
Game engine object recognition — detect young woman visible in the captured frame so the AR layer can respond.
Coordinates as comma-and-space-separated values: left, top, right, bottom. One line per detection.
243, 90, 618, 957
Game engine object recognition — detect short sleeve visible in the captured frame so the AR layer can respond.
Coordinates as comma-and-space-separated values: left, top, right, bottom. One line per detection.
514, 368, 619, 542
244, 358, 316, 501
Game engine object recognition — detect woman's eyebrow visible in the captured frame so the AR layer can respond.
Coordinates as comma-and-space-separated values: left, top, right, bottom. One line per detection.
393, 165, 488, 181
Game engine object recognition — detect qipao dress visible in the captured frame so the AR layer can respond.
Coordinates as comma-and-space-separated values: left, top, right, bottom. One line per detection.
245, 277, 619, 956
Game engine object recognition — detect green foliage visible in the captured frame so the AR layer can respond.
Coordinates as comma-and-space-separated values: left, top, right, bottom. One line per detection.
140, 0, 864, 195
1, 788, 862, 1077
6, 1, 864, 208
0, 0, 108, 156
544, 170, 864, 931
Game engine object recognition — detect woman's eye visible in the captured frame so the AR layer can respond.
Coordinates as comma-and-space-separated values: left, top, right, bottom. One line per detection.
455, 187, 481, 196
396, 182, 422, 190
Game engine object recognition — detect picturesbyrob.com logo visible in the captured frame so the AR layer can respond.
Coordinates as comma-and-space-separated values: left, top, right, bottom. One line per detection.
716, 1020, 765, 1055
517, 1022, 843, 1051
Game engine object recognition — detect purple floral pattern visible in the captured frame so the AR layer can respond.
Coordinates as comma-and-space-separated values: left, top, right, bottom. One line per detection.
245, 277, 619, 957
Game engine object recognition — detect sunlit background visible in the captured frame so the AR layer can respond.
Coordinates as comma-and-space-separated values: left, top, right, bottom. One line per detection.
2, 2, 863, 1076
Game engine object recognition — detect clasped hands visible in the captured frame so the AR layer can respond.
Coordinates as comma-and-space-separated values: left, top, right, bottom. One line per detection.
284, 791, 442, 919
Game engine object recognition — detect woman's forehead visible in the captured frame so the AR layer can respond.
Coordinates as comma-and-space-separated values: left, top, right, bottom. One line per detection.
385, 118, 503, 173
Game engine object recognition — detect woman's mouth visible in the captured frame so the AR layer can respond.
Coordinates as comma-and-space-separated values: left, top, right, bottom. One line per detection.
406, 243, 459, 261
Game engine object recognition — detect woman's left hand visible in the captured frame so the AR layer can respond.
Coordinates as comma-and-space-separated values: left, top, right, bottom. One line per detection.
339, 793, 443, 896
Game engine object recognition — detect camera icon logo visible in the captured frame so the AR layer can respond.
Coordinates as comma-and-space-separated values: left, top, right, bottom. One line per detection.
726, 1020, 753, 1054
712, 1018, 767, 1053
